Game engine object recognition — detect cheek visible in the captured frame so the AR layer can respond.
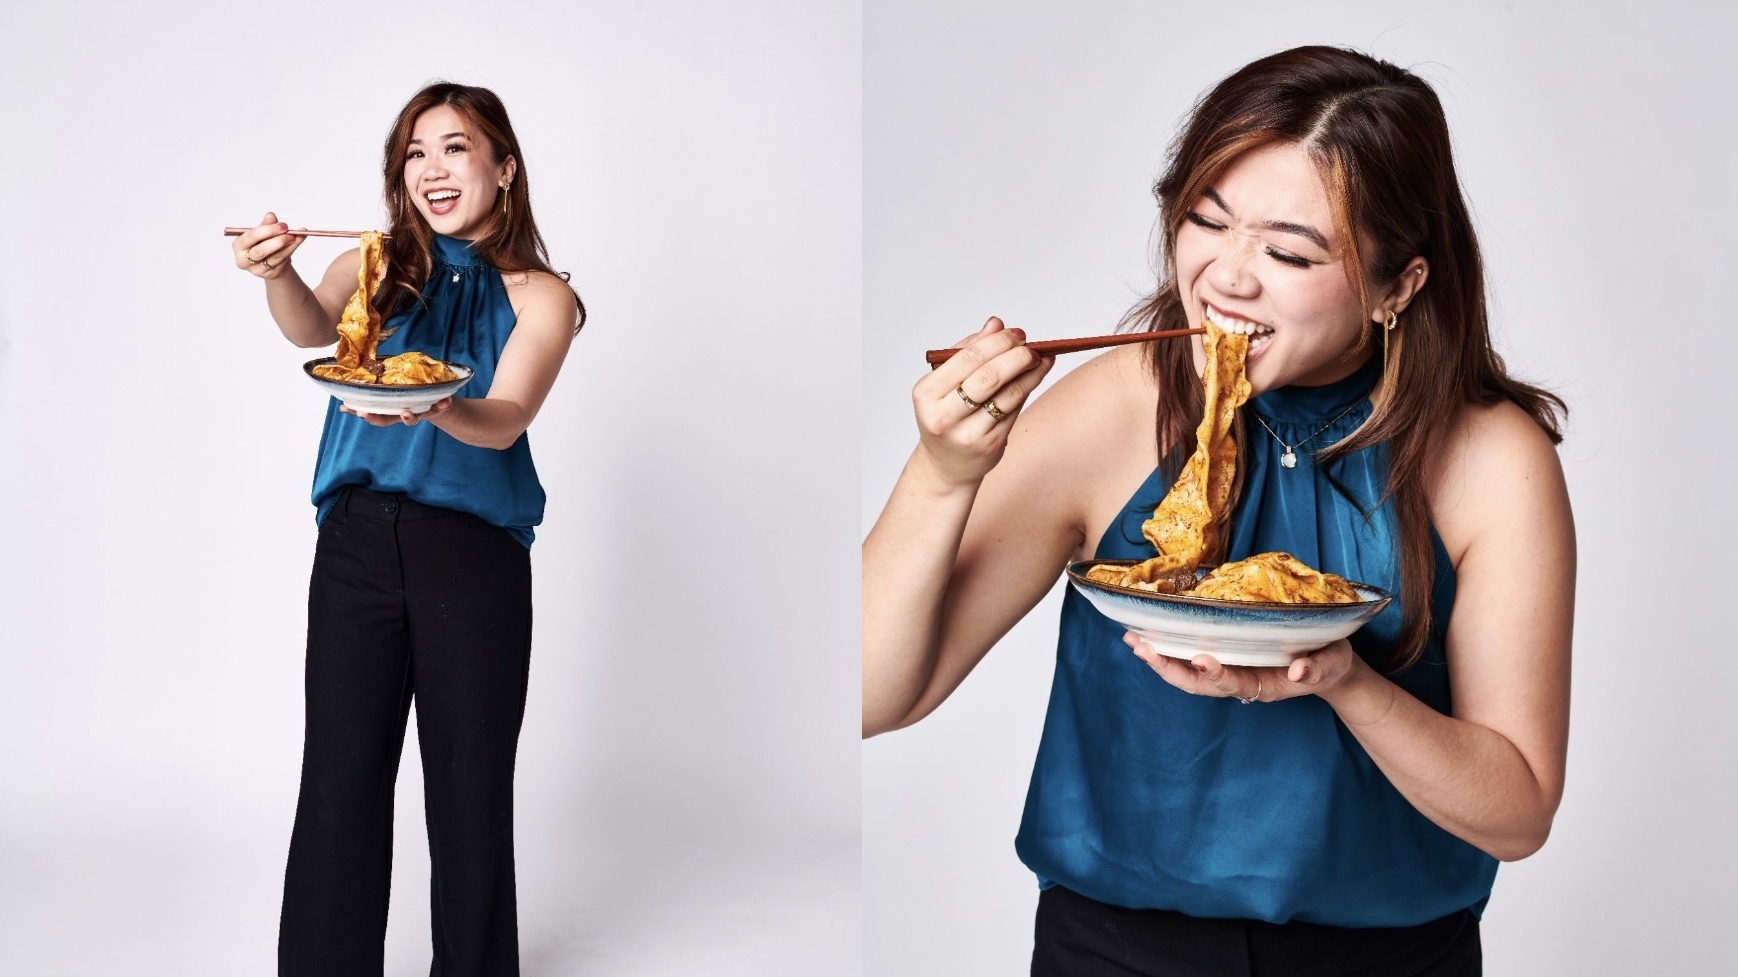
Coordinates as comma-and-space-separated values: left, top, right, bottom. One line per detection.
1173, 228, 1210, 285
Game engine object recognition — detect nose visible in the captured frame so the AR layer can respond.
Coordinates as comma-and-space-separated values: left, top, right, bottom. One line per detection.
1214, 236, 1259, 296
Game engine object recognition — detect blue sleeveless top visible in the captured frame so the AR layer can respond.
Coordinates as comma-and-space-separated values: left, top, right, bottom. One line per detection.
1013, 354, 1497, 927
310, 234, 546, 548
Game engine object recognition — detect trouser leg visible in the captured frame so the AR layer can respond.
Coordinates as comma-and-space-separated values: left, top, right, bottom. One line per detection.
280, 504, 412, 977
401, 514, 532, 977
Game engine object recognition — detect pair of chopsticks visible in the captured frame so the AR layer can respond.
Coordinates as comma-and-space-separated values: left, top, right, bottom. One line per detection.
222, 227, 387, 239
925, 327, 1205, 368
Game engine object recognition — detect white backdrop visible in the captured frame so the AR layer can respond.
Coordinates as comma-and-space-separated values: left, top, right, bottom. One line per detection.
863, 2, 1736, 975
0, 2, 859, 974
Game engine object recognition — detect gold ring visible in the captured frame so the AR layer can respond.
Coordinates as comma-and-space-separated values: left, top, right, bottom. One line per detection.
955, 384, 982, 410
244, 249, 258, 264
1238, 676, 1262, 705
262, 257, 275, 271
983, 400, 1007, 421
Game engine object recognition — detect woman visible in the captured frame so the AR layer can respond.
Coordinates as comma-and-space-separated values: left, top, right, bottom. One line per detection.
863, 47, 1573, 975
230, 82, 581, 976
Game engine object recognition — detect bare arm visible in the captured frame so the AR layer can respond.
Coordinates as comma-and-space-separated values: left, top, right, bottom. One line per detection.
1137, 402, 1574, 860
865, 326, 1160, 736
230, 213, 356, 348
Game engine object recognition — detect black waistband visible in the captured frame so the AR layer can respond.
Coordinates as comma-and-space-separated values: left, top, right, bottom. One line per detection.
340, 486, 469, 522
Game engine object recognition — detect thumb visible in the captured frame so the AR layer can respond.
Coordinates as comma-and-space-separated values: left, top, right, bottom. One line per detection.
262, 211, 278, 225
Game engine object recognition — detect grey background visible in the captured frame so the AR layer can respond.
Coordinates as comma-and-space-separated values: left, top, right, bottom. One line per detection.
0, 1, 859, 974
864, 2, 1735, 975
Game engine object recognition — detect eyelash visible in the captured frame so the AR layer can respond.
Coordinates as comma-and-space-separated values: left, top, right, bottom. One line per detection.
404, 144, 467, 161
1183, 211, 1314, 269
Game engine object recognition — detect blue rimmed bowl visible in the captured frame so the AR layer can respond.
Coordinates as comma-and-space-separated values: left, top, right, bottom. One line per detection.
303, 358, 473, 415
1065, 559, 1392, 667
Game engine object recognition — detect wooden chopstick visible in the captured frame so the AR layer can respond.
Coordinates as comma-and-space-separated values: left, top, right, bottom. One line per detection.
926, 327, 1206, 368
222, 227, 388, 239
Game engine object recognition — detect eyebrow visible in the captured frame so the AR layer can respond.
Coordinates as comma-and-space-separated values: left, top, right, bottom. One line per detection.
407, 132, 469, 144
1202, 187, 1330, 251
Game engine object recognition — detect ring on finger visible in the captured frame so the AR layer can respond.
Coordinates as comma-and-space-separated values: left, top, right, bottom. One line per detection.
954, 384, 982, 410
244, 249, 258, 264
262, 257, 275, 271
1237, 676, 1262, 705
983, 400, 1007, 421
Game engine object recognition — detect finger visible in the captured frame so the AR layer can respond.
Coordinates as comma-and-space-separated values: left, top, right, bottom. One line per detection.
954, 333, 1042, 408
967, 349, 1056, 425
920, 319, 1028, 394
1190, 655, 1256, 700
278, 227, 310, 261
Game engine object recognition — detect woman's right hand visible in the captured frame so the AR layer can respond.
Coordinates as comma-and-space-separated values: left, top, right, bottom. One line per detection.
912, 316, 1055, 486
231, 211, 306, 281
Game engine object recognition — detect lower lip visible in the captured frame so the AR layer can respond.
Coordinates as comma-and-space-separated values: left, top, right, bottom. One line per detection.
1246, 332, 1273, 361
427, 194, 459, 216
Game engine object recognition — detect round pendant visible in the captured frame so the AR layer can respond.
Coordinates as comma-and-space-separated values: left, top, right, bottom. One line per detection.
1281, 449, 1298, 469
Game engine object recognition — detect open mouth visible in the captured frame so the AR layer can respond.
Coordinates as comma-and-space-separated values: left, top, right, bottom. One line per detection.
1205, 303, 1274, 358
425, 189, 461, 216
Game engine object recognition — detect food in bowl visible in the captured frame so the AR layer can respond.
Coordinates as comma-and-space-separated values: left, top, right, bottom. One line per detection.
1084, 319, 1356, 605
310, 230, 460, 387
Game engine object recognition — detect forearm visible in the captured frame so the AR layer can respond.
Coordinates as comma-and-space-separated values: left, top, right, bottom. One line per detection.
264, 270, 339, 348
862, 448, 981, 737
1322, 661, 1560, 861
427, 397, 535, 450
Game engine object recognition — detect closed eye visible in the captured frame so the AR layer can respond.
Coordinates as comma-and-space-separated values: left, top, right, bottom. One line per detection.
1184, 211, 1225, 232
1265, 249, 1313, 269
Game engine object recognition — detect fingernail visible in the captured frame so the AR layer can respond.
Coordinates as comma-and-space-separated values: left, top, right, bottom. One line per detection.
1010, 327, 1026, 342
1192, 662, 1207, 673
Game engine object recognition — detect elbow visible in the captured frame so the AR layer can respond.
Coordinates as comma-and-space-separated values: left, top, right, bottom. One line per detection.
1485, 816, 1555, 863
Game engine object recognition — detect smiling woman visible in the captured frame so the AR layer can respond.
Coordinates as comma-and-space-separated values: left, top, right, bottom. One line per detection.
228, 81, 582, 975
862, 46, 1575, 976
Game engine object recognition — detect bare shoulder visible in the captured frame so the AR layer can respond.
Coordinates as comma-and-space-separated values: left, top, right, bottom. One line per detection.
1017, 343, 1157, 459
500, 269, 579, 328
1000, 343, 1160, 558
320, 246, 362, 283
1429, 399, 1572, 563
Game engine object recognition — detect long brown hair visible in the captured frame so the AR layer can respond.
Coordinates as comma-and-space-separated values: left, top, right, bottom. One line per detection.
1129, 46, 1565, 670
373, 81, 587, 332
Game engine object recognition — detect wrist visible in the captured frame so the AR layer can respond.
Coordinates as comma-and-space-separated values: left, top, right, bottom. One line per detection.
906, 442, 991, 499
1320, 655, 1396, 728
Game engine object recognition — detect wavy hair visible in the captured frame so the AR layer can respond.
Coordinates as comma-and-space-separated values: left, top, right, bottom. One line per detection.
1128, 46, 1565, 669
372, 81, 586, 332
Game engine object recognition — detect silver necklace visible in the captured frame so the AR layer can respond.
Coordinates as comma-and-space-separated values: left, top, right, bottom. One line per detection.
1253, 401, 1363, 469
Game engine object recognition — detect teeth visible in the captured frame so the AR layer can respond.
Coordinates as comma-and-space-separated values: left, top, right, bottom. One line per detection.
427, 190, 459, 201
1205, 304, 1271, 336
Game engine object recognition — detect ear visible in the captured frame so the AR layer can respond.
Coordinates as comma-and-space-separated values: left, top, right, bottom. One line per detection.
1369, 258, 1428, 324
499, 155, 518, 189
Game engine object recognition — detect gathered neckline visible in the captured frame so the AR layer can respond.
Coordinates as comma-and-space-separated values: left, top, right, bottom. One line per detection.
432, 233, 486, 268
1249, 352, 1381, 424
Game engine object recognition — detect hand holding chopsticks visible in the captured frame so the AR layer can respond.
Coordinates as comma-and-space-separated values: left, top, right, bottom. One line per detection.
925, 327, 1205, 368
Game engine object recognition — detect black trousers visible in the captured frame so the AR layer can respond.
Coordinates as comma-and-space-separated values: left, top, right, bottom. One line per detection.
279, 487, 532, 977
1033, 885, 1481, 977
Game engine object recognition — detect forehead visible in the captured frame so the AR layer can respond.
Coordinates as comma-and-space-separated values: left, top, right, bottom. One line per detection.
1207, 143, 1334, 230
409, 104, 476, 141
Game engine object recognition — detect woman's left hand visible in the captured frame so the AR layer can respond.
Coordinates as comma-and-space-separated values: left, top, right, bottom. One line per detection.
1126, 633, 1363, 703
340, 398, 453, 427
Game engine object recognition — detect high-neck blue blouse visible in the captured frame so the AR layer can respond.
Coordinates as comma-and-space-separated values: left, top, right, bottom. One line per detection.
1013, 353, 1496, 927
309, 234, 546, 547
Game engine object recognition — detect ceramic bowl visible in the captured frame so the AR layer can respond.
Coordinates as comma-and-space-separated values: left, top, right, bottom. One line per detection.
303, 358, 473, 415
1065, 559, 1392, 667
